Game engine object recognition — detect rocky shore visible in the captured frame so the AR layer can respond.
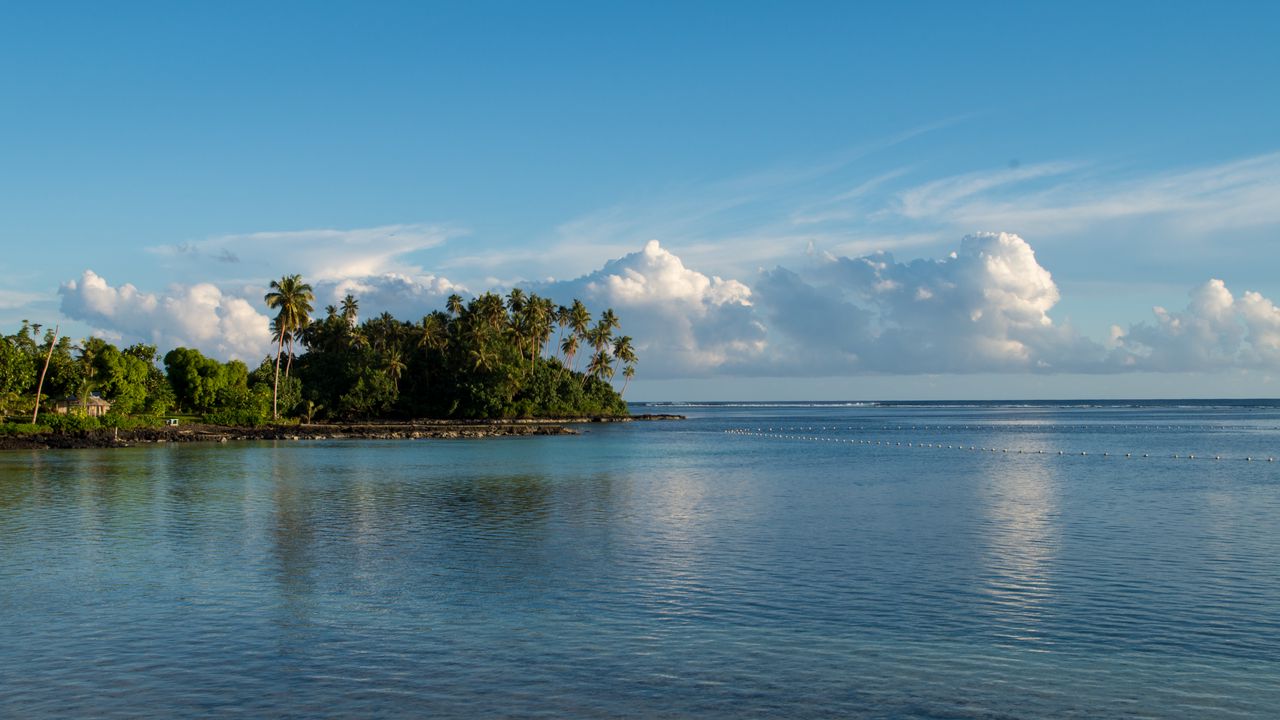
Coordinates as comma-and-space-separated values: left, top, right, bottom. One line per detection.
0, 414, 685, 450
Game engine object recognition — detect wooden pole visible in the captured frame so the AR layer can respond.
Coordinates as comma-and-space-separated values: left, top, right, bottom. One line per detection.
32, 324, 58, 425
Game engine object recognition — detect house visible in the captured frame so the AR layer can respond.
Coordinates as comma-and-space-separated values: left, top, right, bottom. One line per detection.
54, 394, 112, 417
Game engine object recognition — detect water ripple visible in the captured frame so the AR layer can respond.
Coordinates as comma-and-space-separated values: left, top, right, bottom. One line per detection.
4, 405, 1280, 717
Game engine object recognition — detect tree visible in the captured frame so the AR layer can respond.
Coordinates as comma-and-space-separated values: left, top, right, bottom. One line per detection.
620, 364, 635, 397
164, 347, 230, 413
0, 330, 36, 415
568, 300, 590, 372
264, 274, 314, 419
383, 348, 407, 393
559, 334, 579, 370
586, 349, 613, 383
612, 335, 636, 394
341, 294, 359, 327
31, 324, 60, 424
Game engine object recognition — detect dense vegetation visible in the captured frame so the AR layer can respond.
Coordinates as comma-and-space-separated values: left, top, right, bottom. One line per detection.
0, 280, 635, 431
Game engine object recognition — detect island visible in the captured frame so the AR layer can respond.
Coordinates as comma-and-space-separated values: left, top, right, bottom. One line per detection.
1, 278, 676, 449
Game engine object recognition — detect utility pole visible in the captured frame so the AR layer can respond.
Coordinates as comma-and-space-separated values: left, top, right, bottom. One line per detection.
32, 324, 58, 425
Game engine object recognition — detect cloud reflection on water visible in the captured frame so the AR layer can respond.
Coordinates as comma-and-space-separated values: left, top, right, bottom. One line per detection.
977, 442, 1061, 650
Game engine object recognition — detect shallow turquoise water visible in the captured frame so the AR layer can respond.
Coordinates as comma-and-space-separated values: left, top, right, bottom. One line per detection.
3, 401, 1280, 718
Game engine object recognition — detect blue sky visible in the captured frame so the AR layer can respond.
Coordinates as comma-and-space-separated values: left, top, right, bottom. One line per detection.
3, 2, 1279, 399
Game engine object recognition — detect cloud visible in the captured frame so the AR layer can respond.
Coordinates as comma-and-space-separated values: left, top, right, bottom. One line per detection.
0, 289, 43, 311
315, 272, 463, 322
537, 240, 767, 377
58, 270, 273, 361
57, 234, 1280, 381
1111, 279, 1280, 370
881, 152, 1280, 246
752, 232, 1101, 374
894, 162, 1081, 220
149, 223, 461, 281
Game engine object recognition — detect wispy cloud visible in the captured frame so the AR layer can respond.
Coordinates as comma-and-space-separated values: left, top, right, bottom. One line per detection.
892, 161, 1082, 220
148, 223, 464, 282
0, 289, 43, 311
884, 152, 1280, 239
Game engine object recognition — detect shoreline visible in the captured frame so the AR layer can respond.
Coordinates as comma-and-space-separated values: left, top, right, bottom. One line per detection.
0, 414, 685, 451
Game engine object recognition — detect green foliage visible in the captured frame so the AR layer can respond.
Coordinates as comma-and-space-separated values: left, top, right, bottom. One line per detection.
42, 412, 102, 433
0, 422, 49, 437
99, 413, 162, 430
296, 289, 633, 419
78, 338, 156, 415
163, 348, 257, 414
0, 334, 36, 404
202, 408, 267, 426
2, 284, 636, 428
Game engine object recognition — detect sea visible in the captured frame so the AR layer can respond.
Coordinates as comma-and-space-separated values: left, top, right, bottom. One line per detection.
3, 400, 1279, 718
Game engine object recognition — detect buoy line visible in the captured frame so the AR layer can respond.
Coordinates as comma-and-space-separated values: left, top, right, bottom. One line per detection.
744, 423, 1275, 434
721, 429, 1277, 462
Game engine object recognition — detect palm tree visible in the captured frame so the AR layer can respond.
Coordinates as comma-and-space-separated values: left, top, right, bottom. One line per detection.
340, 294, 359, 327
284, 321, 309, 380
265, 274, 314, 420
325, 304, 338, 321
585, 349, 613, 386
507, 287, 526, 315
612, 335, 636, 382
620, 365, 635, 397
560, 334, 579, 370
536, 296, 556, 359
31, 323, 59, 424
447, 293, 464, 317
568, 300, 590, 372
555, 305, 571, 360
383, 348, 407, 393
417, 312, 447, 353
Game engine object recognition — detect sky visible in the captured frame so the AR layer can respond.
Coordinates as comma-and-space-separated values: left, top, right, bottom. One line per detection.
3, 1, 1279, 400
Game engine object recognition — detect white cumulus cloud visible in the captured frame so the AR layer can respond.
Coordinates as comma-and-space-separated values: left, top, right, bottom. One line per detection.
1111, 279, 1280, 370
538, 240, 767, 377
315, 273, 463, 323
57, 233, 1280, 382
754, 232, 1099, 373
59, 270, 273, 361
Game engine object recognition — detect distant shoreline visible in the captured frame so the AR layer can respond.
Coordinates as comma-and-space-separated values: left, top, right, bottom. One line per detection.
0, 414, 685, 451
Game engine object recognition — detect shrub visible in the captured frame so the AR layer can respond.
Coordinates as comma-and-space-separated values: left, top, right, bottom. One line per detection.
41, 412, 102, 433
202, 408, 268, 427
100, 413, 162, 430
0, 422, 49, 436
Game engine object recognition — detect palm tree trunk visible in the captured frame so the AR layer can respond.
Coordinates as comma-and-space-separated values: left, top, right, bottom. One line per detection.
284, 336, 294, 380
31, 324, 59, 424
272, 333, 284, 420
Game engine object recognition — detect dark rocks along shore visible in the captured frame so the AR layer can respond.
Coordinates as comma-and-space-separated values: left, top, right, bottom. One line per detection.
0, 414, 684, 450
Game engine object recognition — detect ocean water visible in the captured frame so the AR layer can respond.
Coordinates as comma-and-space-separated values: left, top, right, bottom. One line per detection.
3, 401, 1280, 718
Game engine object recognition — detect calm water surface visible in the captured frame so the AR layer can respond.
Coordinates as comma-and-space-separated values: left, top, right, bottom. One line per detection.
3, 401, 1280, 718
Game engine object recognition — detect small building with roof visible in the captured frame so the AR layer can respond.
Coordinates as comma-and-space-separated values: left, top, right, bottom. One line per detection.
54, 393, 112, 417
